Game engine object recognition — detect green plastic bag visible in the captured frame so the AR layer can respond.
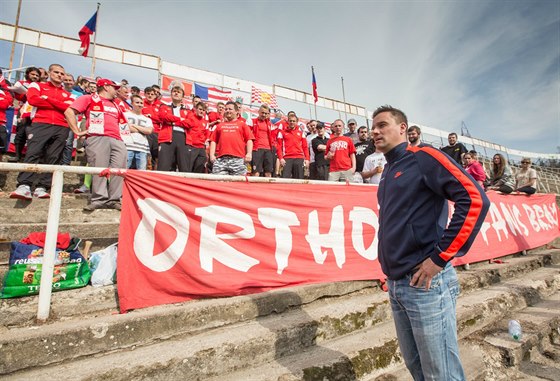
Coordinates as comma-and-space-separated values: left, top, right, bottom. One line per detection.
1, 242, 91, 298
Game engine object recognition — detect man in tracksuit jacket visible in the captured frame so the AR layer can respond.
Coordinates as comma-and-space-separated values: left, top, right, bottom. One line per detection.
372, 105, 490, 381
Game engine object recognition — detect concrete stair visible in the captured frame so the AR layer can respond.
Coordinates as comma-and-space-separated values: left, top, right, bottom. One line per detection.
0, 248, 558, 380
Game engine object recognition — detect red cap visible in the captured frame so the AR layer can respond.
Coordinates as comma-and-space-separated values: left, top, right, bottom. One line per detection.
96, 78, 121, 88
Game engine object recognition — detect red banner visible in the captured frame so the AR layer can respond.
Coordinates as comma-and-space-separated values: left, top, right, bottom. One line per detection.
117, 171, 559, 312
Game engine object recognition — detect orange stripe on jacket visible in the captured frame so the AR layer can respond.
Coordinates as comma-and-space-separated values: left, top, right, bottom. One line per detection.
407, 145, 485, 261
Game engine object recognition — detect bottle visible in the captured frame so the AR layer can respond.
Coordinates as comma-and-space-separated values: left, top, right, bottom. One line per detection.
508, 319, 522, 341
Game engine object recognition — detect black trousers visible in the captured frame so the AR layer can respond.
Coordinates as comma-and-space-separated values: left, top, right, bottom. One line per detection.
316, 164, 330, 181
17, 123, 69, 190
157, 130, 189, 172
282, 158, 304, 179
186, 145, 207, 173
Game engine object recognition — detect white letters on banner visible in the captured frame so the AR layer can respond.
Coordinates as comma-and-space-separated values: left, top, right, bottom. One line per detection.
258, 208, 300, 275
479, 201, 558, 245
132, 198, 557, 274
306, 206, 346, 269
195, 206, 260, 273
134, 198, 188, 272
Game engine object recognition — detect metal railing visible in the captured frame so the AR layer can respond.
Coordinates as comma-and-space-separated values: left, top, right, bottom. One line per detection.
0, 161, 370, 322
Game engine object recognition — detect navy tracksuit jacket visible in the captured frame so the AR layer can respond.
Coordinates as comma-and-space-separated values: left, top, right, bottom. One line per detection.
377, 142, 490, 280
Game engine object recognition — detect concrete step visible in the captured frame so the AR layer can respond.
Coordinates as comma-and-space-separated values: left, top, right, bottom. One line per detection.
0, 207, 121, 224
370, 291, 560, 381
2, 257, 558, 380
0, 221, 120, 242
207, 267, 560, 381
0, 281, 376, 374
1, 170, 85, 194
0, 193, 90, 211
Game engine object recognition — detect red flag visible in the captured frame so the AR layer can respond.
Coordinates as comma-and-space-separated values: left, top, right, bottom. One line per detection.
312, 66, 318, 103
78, 11, 97, 57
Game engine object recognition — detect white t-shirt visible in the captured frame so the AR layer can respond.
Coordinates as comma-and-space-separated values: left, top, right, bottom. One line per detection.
124, 111, 153, 154
362, 152, 387, 184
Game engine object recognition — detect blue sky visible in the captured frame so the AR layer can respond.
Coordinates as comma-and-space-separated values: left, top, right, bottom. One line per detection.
1, 0, 558, 154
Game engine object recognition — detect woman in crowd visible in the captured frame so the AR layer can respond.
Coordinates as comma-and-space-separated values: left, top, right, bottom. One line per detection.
515, 157, 538, 194
487, 153, 515, 193
464, 152, 486, 187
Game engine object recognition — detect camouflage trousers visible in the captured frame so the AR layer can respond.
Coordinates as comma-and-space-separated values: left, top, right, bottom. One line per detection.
212, 155, 247, 176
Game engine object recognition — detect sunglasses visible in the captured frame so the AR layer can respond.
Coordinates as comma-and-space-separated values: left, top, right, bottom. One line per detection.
521, 161, 530, 164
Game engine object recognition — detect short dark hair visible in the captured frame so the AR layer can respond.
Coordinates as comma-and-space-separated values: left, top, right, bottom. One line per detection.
372, 105, 407, 125
48, 63, 64, 72
408, 125, 421, 134
448, 132, 458, 138
131, 86, 140, 92
152, 84, 160, 90
144, 86, 154, 94
226, 101, 238, 111
358, 126, 368, 133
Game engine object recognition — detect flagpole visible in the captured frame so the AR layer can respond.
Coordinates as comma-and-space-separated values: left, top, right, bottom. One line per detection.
341, 76, 348, 125
9, 0, 23, 70
90, 2, 100, 78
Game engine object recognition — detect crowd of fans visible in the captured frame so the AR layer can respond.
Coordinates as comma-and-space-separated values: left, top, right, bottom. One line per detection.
428, 131, 538, 195
0, 63, 537, 211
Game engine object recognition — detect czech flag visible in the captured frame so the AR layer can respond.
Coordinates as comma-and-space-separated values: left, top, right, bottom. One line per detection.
78, 11, 97, 57
312, 66, 318, 103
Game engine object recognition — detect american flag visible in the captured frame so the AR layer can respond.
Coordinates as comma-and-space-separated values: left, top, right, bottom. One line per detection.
195, 83, 232, 103
251, 86, 278, 108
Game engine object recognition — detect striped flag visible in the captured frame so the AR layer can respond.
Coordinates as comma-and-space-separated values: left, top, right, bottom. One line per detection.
251, 86, 278, 108
78, 11, 97, 57
194, 83, 231, 102
312, 66, 318, 103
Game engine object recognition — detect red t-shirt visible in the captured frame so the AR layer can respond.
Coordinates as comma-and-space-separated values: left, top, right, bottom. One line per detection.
326, 136, 356, 172
207, 111, 223, 124
210, 119, 254, 158
70, 95, 122, 140
254, 119, 271, 150
186, 114, 208, 148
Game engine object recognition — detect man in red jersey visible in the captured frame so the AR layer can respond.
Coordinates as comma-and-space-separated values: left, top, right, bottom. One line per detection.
326, 119, 356, 182
276, 113, 309, 179
10, 64, 74, 200
65, 79, 128, 211
185, 101, 209, 173
157, 86, 190, 172
209, 101, 254, 176
142, 86, 162, 169
251, 104, 274, 177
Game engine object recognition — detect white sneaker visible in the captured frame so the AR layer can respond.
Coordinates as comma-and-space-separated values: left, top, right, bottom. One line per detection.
10, 185, 32, 200
33, 187, 50, 199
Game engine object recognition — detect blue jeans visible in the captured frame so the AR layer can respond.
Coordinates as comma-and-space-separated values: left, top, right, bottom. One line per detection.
387, 263, 465, 381
127, 151, 148, 170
